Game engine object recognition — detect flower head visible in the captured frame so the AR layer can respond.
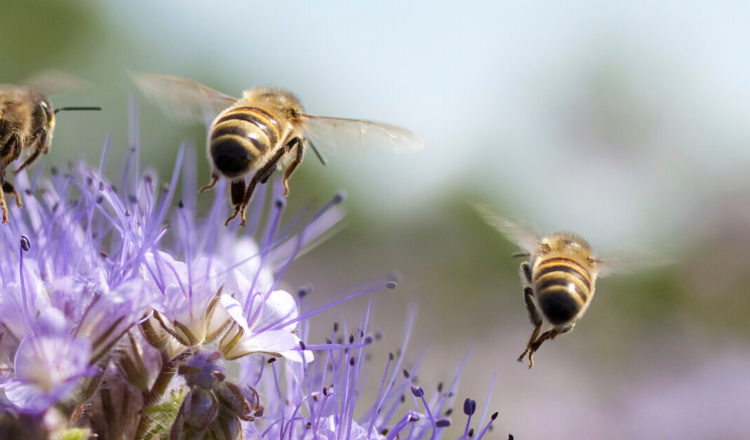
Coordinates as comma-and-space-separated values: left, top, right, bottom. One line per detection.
0, 101, 342, 413
0, 160, 150, 416
0, 102, 504, 439
2, 308, 96, 413
239, 302, 501, 440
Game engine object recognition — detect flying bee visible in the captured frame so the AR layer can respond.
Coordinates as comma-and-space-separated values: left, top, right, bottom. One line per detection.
0, 83, 101, 223
473, 204, 617, 368
133, 73, 423, 226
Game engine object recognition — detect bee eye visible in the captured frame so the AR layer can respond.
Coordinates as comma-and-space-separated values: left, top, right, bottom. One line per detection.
38, 100, 53, 121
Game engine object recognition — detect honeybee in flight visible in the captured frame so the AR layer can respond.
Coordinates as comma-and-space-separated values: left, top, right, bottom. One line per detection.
474, 204, 614, 368
133, 74, 423, 226
0, 83, 100, 223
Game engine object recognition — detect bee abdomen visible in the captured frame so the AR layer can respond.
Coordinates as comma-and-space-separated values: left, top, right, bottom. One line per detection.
533, 257, 592, 325
209, 107, 282, 179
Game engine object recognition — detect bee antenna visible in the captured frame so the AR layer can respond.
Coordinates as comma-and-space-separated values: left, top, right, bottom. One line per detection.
307, 140, 327, 166
512, 252, 531, 258
54, 106, 102, 114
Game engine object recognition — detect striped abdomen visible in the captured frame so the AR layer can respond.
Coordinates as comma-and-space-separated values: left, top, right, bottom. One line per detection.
532, 256, 594, 325
209, 106, 283, 179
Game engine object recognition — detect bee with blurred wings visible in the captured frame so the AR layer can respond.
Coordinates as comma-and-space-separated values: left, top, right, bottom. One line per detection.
134, 74, 423, 226
474, 204, 663, 368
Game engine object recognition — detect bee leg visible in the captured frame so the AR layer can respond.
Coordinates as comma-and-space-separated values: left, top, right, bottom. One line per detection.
526, 331, 553, 367
529, 323, 575, 353
521, 261, 532, 283
224, 206, 241, 227
14, 128, 49, 174
281, 138, 304, 196
519, 326, 543, 368
530, 330, 554, 352
257, 138, 299, 187
199, 173, 220, 193
225, 178, 251, 227
230, 179, 246, 206
225, 175, 262, 227
517, 286, 543, 368
522, 287, 541, 326
561, 323, 575, 335
258, 159, 278, 185
230, 146, 288, 227
542, 323, 575, 344
0, 181, 7, 224
1, 132, 22, 161
0, 133, 22, 223
2, 181, 23, 208
237, 176, 261, 227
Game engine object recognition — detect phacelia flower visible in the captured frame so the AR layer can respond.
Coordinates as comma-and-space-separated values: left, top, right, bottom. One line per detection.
240, 305, 502, 439
2, 307, 96, 413
0, 102, 505, 439
0, 101, 340, 428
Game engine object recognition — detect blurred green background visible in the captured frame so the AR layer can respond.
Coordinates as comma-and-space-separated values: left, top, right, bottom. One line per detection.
3, 1, 750, 438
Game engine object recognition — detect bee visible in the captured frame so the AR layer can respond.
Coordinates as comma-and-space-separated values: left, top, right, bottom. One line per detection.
473, 204, 613, 368
0, 83, 101, 223
133, 74, 423, 226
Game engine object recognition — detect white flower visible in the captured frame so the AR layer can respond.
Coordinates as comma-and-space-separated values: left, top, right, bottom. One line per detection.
219, 290, 312, 363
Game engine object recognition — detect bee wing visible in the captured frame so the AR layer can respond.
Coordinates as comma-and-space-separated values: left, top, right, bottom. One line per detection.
131, 73, 237, 124
23, 70, 90, 95
300, 114, 424, 153
595, 247, 674, 278
471, 203, 540, 254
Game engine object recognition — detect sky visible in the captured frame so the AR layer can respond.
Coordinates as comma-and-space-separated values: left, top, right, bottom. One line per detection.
90, 0, 750, 252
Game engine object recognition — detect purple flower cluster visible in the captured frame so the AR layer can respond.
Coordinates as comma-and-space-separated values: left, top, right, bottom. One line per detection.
250, 306, 501, 440
0, 108, 501, 439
